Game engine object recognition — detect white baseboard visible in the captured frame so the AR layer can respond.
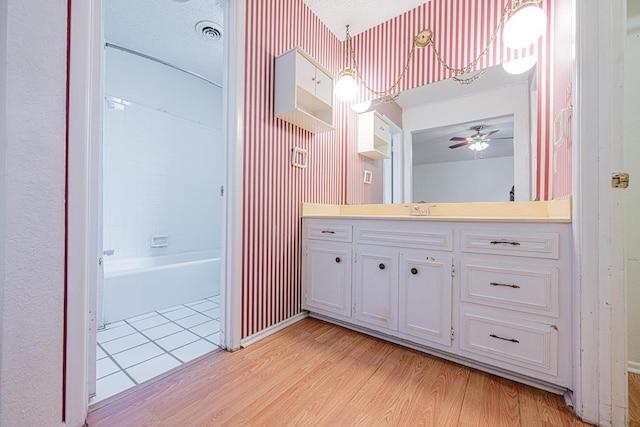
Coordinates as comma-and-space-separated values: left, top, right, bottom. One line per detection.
629, 360, 640, 374
240, 312, 308, 348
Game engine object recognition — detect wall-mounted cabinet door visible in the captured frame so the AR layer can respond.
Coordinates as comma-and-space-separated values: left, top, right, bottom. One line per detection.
399, 250, 453, 347
304, 241, 352, 318
313, 67, 333, 106
354, 245, 399, 331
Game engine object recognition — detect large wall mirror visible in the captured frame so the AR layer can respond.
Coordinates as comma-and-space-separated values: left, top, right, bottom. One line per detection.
354, 62, 537, 204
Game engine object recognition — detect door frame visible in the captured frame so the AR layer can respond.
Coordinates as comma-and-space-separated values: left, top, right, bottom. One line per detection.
65, 0, 245, 424
573, 0, 628, 425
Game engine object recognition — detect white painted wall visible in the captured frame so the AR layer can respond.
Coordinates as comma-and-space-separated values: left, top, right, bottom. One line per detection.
0, 0, 67, 425
625, 13, 640, 371
402, 81, 531, 202
103, 47, 223, 261
0, 0, 7, 415
412, 156, 514, 203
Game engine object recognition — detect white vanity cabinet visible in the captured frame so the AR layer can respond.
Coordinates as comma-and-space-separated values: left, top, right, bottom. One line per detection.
302, 217, 572, 392
457, 226, 571, 387
353, 245, 399, 331
274, 47, 334, 134
399, 250, 453, 347
302, 222, 352, 320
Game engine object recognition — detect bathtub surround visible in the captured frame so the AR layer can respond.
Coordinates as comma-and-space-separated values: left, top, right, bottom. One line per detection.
101, 46, 224, 325
102, 251, 221, 324
103, 47, 223, 262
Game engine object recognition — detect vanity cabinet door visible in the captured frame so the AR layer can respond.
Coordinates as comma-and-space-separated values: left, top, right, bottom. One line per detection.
354, 245, 399, 331
399, 251, 453, 347
304, 241, 352, 318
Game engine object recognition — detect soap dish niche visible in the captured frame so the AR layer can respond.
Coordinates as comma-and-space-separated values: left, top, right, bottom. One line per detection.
150, 234, 169, 248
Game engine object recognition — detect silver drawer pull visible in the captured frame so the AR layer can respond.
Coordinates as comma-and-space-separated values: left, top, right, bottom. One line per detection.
489, 334, 520, 343
490, 240, 521, 246
321, 230, 335, 234
489, 282, 521, 289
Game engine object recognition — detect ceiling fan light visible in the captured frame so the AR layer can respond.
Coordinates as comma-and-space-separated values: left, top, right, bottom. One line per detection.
502, 55, 537, 74
335, 69, 358, 103
503, 3, 546, 49
469, 141, 489, 151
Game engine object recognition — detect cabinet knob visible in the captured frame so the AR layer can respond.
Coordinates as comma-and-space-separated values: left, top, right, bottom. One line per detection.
379, 263, 385, 270
335, 257, 341, 263
411, 267, 418, 275
316, 80, 322, 85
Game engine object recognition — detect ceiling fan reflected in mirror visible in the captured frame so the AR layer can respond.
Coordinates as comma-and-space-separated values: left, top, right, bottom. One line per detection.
448, 125, 513, 151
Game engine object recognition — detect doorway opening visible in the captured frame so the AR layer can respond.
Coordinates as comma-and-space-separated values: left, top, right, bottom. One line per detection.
90, 0, 227, 405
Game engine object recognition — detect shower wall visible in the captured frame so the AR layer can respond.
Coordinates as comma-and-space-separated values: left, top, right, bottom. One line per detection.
102, 47, 223, 322
103, 47, 223, 261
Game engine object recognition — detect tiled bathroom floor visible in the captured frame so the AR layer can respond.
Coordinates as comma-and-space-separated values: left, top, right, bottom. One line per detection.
90, 296, 222, 405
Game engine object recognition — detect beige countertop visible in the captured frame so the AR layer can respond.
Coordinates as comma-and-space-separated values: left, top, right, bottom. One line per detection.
301, 198, 572, 223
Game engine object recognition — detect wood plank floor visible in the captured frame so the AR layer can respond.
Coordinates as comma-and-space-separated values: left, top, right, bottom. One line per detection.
88, 318, 594, 426
631, 373, 640, 427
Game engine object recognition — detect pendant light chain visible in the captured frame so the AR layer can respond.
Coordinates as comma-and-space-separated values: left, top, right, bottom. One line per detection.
342, 0, 514, 97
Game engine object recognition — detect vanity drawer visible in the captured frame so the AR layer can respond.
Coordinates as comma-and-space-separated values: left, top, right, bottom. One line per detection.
461, 258, 558, 317
307, 223, 352, 242
459, 309, 558, 376
357, 223, 452, 251
460, 229, 559, 259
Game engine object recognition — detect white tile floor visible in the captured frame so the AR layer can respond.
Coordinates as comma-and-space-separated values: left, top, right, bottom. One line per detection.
90, 295, 221, 405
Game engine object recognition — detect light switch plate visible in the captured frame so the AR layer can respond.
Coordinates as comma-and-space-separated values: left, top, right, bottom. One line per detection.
363, 170, 372, 184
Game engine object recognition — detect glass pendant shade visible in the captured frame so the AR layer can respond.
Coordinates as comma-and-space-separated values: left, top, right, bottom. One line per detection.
502, 55, 537, 74
503, 4, 546, 49
335, 69, 358, 102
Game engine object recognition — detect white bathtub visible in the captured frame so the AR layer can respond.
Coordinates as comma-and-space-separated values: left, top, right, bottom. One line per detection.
102, 251, 221, 325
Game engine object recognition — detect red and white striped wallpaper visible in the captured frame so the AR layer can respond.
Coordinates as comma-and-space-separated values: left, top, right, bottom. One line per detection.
549, 0, 573, 199
241, 0, 346, 338
241, 0, 573, 338
345, 0, 571, 203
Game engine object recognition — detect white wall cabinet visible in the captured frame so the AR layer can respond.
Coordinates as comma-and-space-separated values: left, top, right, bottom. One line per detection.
302, 218, 572, 393
357, 111, 391, 159
275, 47, 334, 134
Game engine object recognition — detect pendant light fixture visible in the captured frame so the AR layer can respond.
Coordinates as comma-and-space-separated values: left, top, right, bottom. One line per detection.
335, 25, 359, 102
503, 0, 547, 49
502, 55, 538, 75
335, 0, 546, 103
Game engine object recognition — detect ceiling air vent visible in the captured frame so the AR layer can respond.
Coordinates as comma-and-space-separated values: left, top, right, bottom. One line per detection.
195, 21, 223, 41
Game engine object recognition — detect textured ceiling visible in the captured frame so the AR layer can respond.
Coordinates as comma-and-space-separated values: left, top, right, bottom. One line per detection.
303, 0, 429, 40
104, 0, 224, 85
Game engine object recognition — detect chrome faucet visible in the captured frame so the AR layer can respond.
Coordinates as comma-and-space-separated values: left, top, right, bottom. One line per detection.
409, 204, 436, 216
423, 204, 436, 215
